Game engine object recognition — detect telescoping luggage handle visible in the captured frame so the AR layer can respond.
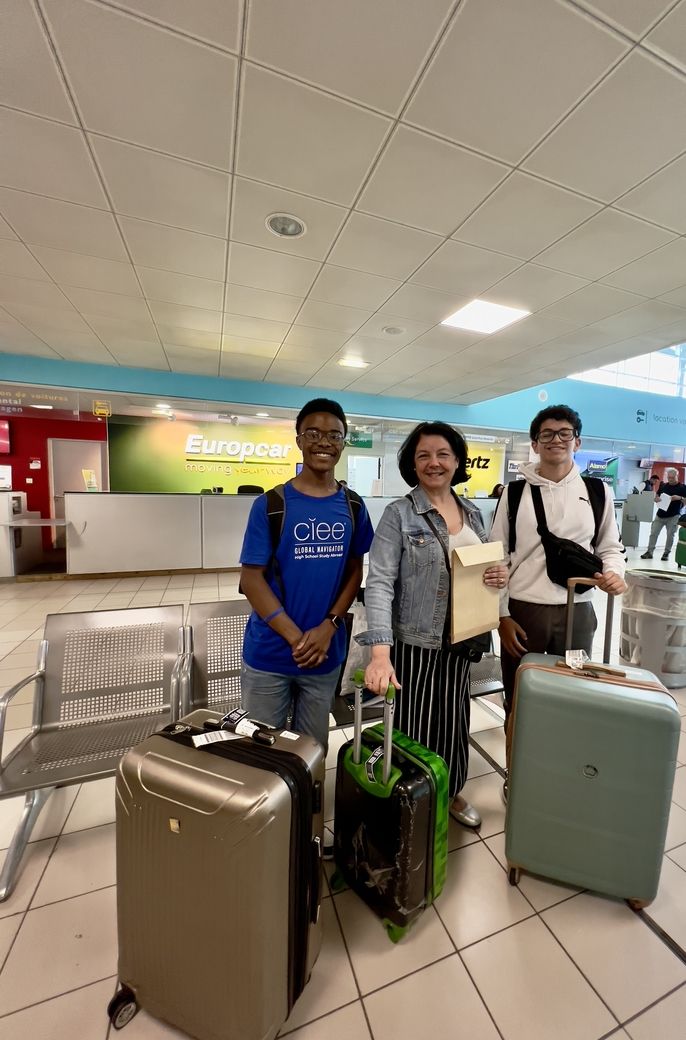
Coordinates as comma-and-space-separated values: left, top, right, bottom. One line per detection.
351, 667, 395, 785
565, 577, 614, 665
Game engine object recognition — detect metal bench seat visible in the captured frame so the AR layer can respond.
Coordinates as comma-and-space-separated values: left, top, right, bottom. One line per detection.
469, 652, 504, 698
180, 599, 251, 716
0, 605, 185, 901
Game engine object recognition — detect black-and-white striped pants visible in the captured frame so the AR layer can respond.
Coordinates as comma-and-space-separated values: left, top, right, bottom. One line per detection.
391, 638, 471, 798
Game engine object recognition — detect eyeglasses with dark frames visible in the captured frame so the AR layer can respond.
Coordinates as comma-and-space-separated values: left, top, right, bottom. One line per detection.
536, 428, 577, 443
299, 428, 346, 445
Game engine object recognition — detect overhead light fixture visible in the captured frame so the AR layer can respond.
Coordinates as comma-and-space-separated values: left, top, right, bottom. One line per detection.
441, 299, 530, 334
382, 326, 405, 336
156, 402, 171, 411
338, 358, 369, 369
30, 404, 53, 410
266, 213, 306, 238
255, 412, 270, 418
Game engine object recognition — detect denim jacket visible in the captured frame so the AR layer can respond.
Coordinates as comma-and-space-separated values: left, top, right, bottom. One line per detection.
358, 486, 488, 650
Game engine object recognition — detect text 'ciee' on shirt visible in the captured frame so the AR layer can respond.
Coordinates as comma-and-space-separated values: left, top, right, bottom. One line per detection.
240, 484, 374, 676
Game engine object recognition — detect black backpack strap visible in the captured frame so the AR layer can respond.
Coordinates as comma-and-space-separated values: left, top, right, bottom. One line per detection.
265, 483, 286, 551
506, 480, 526, 554
582, 476, 606, 549
529, 484, 550, 538
341, 484, 362, 537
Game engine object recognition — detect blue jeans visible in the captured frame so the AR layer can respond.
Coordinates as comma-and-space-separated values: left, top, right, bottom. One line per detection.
240, 661, 341, 752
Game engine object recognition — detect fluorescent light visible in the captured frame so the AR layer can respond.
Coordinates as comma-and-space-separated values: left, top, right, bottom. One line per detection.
442, 299, 530, 334
31, 404, 53, 410
255, 412, 270, 418
338, 357, 369, 369
156, 403, 171, 410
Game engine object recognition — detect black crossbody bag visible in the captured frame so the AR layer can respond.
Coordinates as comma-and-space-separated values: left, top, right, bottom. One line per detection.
529, 484, 603, 595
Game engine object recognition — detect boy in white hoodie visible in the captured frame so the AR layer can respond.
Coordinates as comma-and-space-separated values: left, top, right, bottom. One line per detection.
490, 405, 626, 793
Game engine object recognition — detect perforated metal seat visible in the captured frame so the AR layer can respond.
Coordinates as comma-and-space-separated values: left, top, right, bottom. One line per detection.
0, 605, 185, 900
180, 600, 252, 716
469, 653, 504, 698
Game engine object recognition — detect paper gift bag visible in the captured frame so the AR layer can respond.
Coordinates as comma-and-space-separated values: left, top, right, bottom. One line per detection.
450, 540, 504, 643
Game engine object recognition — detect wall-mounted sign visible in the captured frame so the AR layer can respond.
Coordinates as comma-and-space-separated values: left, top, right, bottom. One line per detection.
348, 430, 373, 448
29, 458, 41, 470
92, 400, 112, 418
462, 443, 506, 496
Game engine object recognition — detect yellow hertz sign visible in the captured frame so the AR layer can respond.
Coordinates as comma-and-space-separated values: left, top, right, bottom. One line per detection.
463, 443, 506, 496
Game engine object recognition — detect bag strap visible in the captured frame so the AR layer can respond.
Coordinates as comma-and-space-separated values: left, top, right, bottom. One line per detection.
583, 476, 605, 550
508, 477, 605, 552
506, 480, 526, 554
529, 484, 551, 539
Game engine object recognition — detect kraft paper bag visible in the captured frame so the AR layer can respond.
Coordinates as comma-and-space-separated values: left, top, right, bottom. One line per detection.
451, 540, 504, 643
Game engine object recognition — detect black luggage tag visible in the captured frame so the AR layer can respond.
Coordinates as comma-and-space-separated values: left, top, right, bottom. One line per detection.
203, 709, 276, 746
365, 746, 384, 784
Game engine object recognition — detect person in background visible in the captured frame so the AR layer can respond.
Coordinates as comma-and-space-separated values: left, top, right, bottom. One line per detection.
641, 467, 686, 561
490, 404, 627, 799
641, 474, 661, 493
490, 483, 505, 499
358, 421, 508, 829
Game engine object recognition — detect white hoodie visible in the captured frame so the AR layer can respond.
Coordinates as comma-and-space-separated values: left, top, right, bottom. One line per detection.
489, 462, 626, 615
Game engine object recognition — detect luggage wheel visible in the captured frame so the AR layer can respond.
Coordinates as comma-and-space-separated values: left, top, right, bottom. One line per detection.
384, 920, 408, 944
627, 898, 650, 911
507, 866, 521, 886
329, 869, 347, 893
107, 986, 139, 1030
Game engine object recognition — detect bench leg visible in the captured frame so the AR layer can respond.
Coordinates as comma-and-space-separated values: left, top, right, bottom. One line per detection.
0, 787, 56, 902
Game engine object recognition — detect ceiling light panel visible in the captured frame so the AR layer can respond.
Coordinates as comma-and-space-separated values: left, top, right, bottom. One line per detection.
442, 299, 530, 334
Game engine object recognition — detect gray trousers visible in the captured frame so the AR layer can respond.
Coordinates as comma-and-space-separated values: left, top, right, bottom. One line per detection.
501, 598, 597, 768
647, 513, 680, 554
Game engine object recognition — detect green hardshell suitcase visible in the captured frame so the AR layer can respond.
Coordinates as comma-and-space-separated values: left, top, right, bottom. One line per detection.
506, 581, 680, 906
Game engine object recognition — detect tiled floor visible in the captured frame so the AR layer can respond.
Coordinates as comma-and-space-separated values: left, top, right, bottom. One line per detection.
0, 550, 685, 1039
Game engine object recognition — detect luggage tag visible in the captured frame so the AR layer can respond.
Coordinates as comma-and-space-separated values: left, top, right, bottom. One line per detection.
365, 746, 384, 784
200, 709, 276, 746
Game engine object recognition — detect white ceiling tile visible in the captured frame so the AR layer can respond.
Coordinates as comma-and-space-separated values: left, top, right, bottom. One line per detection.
236, 64, 391, 206
148, 300, 221, 333
643, 0, 686, 70
137, 267, 223, 310
32, 246, 142, 295
109, 0, 242, 50
0, 275, 69, 310
0, 190, 127, 260
222, 314, 289, 342
328, 213, 441, 280
64, 287, 151, 321
47, 339, 116, 365
309, 266, 399, 310
0, 215, 17, 241
3, 0, 77, 123
378, 284, 470, 324
574, 1, 673, 38
601, 238, 686, 296
83, 313, 159, 343
411, 325, 483, 354
228, 243, 319, 296
353, 314, 431, 347
168, 349, 220, 376
224, 284, 302, 323
535, 209, 675, 280
531, 327, 619, 359
0, 241, 49, 282
0, 108, 106, 207
0, 321, 58, 357
296, 300, 371, 333
219, 353, 271, 380
231, 179, 347, 261
487, 263, 588, 311
276, 340, 338, 365
659, 285, 686, 308
246, 0, 452, 113
156, 326, 220, 350
264, 363, 316, 386
406, 0, 626, 162
338, 335, 410, 365
92, 136, 230, 236
592, 300, 686, 338
411, 240, 521, 295
268, 357, 321, 377
120, 218, 226, 280
479, 313, 578, 350
358, 126, 508, 234
4, 302, 91, 334
454, 172, 602, 260
540, 283, 647, 324
305, 365, 355, 390
614, 154, 686, 234
281, 326, 350, 356
108, 341, 169, 369
524, 52, 686, 201
43, 0, 237, 169
221, 336, 281, 359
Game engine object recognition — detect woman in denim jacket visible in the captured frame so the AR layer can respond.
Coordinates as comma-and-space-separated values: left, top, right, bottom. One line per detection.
358, 421, 508, 828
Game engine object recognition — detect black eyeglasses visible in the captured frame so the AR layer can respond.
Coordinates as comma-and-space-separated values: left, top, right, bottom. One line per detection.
300, 428, 346, 445
536, 428, 576, 443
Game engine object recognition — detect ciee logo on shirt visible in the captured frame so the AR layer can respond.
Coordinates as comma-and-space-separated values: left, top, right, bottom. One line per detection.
292, 517, 346, 558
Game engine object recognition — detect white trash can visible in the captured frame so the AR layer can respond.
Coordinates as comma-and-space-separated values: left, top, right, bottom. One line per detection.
620, 569, 686, 688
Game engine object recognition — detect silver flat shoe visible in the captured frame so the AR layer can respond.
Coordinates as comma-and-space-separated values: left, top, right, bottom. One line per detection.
449, 801, 482, 828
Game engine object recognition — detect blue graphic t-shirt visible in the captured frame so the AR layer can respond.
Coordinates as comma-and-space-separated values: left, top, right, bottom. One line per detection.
240, 484, 374, 676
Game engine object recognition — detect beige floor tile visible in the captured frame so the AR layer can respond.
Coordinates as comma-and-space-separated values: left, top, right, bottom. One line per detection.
114, 1006, 188, 1037
447, 814, 482, 852
280, 900, 358, 1033
113, 579, 146, 591
0, 976, 114, 1040
0, 838, 56, 921
141, 577, 171, 589
543, 891, 686, 1020
0, 666, 35, 686
667, 843, 686, 871
0, 886, 117, 1015
677, 729, 686, 766
462, 916, 617, 1040
32, 824, 116, 908
364, 952, 500, 1040
625, 983, 686, 1040
325, 728, 349, 770
282, 1001, 371, 1039
459, 771, 506, 838
469, 726, 506, 769
0, 912, 21, 965
673, 766, 686, 810
469, 702, 503, 733
646, 856, 686, 949
334, 891, 453, 995
436, 841, 532, 950
5, 701, 33, 730
0, 786, 78, 852
62, 777, 116, 834
485, 832, 581, 911
665, 801, 686, 851
467, 747, 494, 780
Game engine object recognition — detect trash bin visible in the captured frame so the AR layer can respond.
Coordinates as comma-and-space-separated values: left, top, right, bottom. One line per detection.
620, 569, 686, 688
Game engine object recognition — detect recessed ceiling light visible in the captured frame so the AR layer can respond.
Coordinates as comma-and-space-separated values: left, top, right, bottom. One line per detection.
441, 299, 530, 334
266, 213, 306, 238
338, 357, 369, 369
382, 326, 405, 336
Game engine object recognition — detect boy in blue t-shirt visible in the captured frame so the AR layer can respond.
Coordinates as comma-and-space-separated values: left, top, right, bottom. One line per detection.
240, 398, 374, 754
